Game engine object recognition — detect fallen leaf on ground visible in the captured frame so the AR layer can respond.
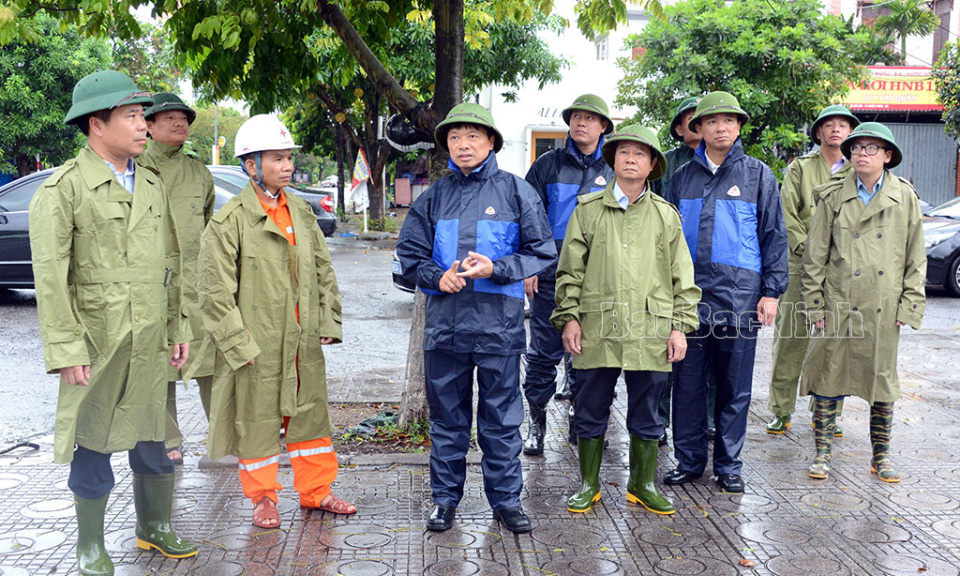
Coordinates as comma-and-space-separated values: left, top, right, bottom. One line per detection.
739, 559, 756, 567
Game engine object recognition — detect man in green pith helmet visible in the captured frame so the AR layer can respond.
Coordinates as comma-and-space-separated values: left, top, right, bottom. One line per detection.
139, 92, 216, 464
801, 122, 926, 484
523, 93, 615, 456
28, 70, 197, 576
397, 103, 555, 534
552, 125, 700, 516
765, 104, 858, 437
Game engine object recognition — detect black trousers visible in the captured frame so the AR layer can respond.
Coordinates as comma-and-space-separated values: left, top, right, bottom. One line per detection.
573, 368, 668, 440
69, 441, 173, 499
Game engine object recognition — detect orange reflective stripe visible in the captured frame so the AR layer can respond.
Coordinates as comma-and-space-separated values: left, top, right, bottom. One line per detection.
286, 437, 338, 508
238, 453, 282, 505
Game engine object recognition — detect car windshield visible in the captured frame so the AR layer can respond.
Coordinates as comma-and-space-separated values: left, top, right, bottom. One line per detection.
928, 197, 960, 219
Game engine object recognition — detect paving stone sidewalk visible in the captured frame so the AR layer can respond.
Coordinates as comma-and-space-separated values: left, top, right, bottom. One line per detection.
2, 327, 960, 576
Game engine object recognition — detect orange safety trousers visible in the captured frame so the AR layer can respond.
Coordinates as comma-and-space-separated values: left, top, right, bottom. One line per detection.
237, 435, 339, 508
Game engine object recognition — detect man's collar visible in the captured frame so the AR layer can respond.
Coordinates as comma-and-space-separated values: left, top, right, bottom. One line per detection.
612, 180, 645, 210
856, 171, 884, 196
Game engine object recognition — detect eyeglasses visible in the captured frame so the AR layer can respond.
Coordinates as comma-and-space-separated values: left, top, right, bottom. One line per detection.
112, 91, 153, 109
850, 143, 886, 156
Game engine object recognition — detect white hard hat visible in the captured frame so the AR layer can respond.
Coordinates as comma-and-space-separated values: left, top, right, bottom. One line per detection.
234, 114, 300, 158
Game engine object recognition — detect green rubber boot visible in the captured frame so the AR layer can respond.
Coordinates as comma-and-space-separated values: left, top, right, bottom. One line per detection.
626, 436, 675, 515
567, 437, 604, 513
74, 494, 114, 576
808, 398, 837, 479
766, 415, 792, 435
132, 474, 198, 558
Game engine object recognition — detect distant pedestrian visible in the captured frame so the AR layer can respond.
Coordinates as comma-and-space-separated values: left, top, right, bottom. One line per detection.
396, 103, 555, 533
198, 114, 355, 529
552, 125, 700, 516
522, 94, 615, 455
801, 122, 926, 483
663, 91, 789, 494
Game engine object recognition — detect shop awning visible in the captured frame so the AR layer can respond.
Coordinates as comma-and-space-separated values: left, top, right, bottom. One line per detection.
841, 66, 944, 112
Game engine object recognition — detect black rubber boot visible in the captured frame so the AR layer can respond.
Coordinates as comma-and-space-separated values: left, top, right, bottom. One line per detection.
133, 473, 198, 559
523, 404, 547, 456
567, 404, 577, 445
555, 354, 573, 400
74, 493, 114, 576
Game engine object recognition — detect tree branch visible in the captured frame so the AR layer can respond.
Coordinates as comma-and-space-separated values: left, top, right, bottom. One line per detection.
315, 0, 419, 112
315, 87, 364, 150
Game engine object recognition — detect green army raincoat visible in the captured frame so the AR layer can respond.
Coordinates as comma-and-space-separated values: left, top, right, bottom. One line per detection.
551, 184, 701, 371
29, 145, 188, 463
800, 172, 926, 404
138, 141, 216, 381
197, 184, 342, 460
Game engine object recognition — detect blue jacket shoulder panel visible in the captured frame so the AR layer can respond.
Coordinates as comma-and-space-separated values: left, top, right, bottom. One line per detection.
396, 153, 556, 354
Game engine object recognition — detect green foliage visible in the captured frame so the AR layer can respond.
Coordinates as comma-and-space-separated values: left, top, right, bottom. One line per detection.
932, 41, 960, 139
0, 14, 111, 176
188, 103, 247, 166
615, 0, 884, 175
875, 0, 940, 61
110, 21, 181, 94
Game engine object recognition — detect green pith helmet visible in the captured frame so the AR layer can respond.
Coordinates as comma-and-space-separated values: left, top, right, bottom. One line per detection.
688, 91, 749, 132
601, 124, 667, 181
435, 103, 504, 152
810, 104, 860, 146
562, 94, 614, 135
64, 70, 154, 126
144, 92, 197, 125
840, 122, 902, 168
669, 96, 701, 141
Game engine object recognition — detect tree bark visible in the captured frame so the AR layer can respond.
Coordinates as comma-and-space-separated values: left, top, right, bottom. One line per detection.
15, 155, 33, 178
315, 0, 419, 113
333, 122, 346, 215
398, 0, 464, 426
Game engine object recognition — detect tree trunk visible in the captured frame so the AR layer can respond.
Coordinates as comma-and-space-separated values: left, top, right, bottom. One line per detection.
333, 122, 346, 215
397, 0, 465, 426
15, 155, 33, 178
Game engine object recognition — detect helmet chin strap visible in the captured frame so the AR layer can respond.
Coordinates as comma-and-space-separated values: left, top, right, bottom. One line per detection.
243, 152, 281, 199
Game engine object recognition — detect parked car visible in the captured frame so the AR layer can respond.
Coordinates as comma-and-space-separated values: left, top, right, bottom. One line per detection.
924, 196, 960, 297
207, 166, 337, 237
0, 163, 331, 289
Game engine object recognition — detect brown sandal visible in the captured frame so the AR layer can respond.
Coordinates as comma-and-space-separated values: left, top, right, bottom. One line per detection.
316, 494, 357, 515
252, 497, 281, 529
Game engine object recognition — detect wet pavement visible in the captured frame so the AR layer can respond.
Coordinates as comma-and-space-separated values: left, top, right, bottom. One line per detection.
2, 240, 960, 574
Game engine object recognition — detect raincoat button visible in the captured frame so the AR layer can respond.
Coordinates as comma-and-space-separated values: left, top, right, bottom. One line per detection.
253, 263, 259, 270
623, 243, 628, 248
252, 304, 258, 310
135, 316, 140, 322
854, 233, 860, 239
154, 225, 158, 231
913, 304, 917, 309
852, 307, 858, 312
854, 270, 861, 276
877, 308, 881, 313
877, 233, 882, 238
239, 332, 245, 338
878, 271, 884, 276
814, 299, 819, 304
74, 327, 82, 335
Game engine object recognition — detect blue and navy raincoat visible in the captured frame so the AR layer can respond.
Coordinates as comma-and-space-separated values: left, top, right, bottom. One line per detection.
525, 136, 614, 263
664, 139, 789, 328
397, 153, 556, 355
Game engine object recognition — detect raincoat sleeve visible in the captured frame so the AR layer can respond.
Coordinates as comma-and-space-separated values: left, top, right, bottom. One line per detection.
667, 211, 701, 334
757, 167, 789, 298
551, 203, 588, 331
197, 214, 261, 370
397, 193, 446, 292
489, 182, 556, 284
314, 228, 344, 343
162, 189, 191, 345
897, 194, 926, 329
28, 177, 90, 373
781, 160, 809, 258
203, 170, 216, 224
800, 192, 833, 326
524, 156, 549, 210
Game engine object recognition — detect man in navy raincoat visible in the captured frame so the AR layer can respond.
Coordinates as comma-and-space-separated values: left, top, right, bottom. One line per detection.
663, 91, 789, 493
397, 103, 555, 533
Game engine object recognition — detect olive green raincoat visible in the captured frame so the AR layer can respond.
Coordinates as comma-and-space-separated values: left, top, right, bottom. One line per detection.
551, 184, 701, 371
197, 184, 342, 460
138, 141, 216, 381
800, 172, 926, 403
29, 145, 188, 463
